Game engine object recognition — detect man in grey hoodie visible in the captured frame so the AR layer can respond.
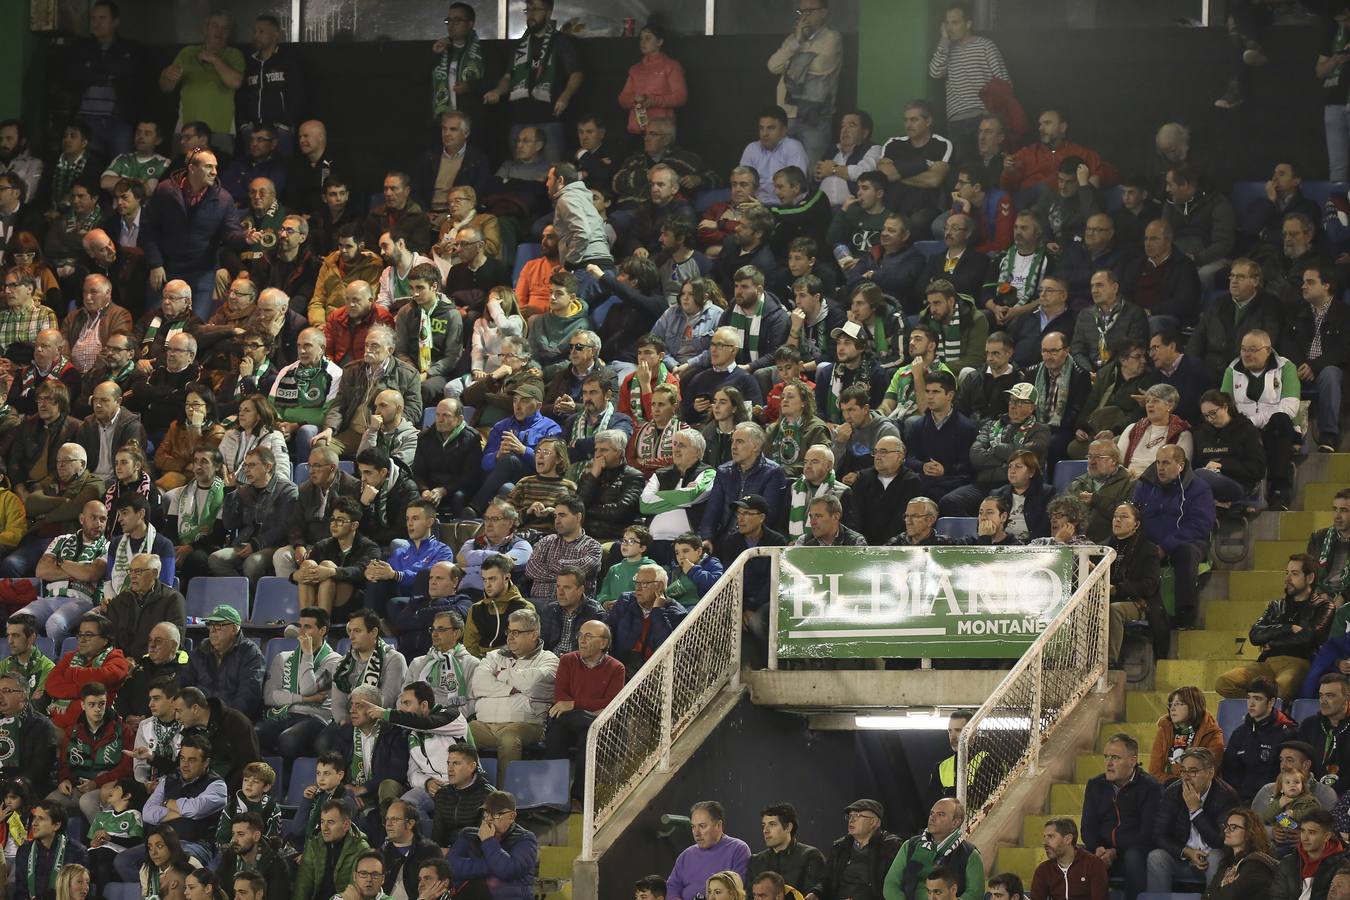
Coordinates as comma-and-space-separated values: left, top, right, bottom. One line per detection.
547, 162, 613, 273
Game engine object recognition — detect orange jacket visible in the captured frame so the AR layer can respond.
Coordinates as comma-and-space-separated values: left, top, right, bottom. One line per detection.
1149, 712, 1225, 782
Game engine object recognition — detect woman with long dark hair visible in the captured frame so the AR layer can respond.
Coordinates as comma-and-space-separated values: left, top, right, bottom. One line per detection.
1204, 808, 1277, 900
700, 386, 748, 468
153, 383, 225, 490
1149, 685, 1225, 783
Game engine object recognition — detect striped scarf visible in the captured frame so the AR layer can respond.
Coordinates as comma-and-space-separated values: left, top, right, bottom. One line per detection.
570, 402, 617, 442
933, 303, 963, 366
1034, 362, 1074, 427
996, 246, 1048, 305
625, 364, 669, 421
788, 472, 838, 538
633, 417, 679, 468
727, 297, 766, 363
335, 640, 387, 694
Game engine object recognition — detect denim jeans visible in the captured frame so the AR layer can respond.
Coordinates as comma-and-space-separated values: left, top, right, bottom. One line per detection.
1314, 365, 1344, 440
1327, 104, 1350, 182
17, 594, 94, 646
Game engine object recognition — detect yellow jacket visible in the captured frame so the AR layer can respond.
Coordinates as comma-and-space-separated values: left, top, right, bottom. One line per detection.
311, 248, 384, 326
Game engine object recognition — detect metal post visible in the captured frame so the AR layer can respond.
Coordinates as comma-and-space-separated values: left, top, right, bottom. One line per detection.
581, 732, 597, 860
705, 0, 716, 35
289, 0, 301, 42
1028, 651, 1043, 777
767, 550, 779, 671
498, 0, 509, 39
658, 655, 675, 772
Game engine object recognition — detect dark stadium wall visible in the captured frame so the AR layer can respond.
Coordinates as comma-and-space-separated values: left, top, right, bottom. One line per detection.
594, 694, 951, 897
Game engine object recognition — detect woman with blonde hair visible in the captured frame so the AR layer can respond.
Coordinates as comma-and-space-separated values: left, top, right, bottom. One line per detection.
53, 863, 91, 900
705, 870, 746, 900
470, 285, 526, 380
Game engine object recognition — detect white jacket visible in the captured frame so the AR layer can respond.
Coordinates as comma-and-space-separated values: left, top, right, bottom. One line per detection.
377, 253, 433, 310
1222, 354, 1300, 430
469, 643, 558, 727
133, 716, 182, 784
405, 644, 479, 717
218, 427, 292, 482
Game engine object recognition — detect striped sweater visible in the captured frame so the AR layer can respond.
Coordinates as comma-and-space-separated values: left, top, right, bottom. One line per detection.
928, 35, 1010, 121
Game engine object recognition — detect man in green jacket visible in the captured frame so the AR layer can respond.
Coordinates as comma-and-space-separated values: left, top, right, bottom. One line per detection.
293, 799, 371, 900
883, 798, 984, 900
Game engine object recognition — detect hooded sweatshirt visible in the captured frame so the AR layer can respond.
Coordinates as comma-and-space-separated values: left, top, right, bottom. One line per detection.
552, 179, 612, 267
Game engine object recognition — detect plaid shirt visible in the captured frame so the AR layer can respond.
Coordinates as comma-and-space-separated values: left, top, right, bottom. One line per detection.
524, 531, 603, 602
0, 304, 56, 354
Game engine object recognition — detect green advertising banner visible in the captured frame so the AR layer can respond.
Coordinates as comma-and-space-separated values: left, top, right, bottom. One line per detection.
774, 546, 1079, 659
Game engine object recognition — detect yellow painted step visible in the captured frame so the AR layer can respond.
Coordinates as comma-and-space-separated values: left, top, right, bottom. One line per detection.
1126, 690, 1222, 722
564, 813, 582, 849
1098, 720, 1157, 752
539, 845, 578, 878
996, 846, 1044, 890
1023, 812, 1079, 848
1305, 483, 1346, 511
1314, 455, 1350, 481
1155, 658, 1246, 688
1254, 540, 1313, 570
1207, 600, 1272, 624
1076, 752, 1102, 784
1177, 630, 1259, 661
1050, 783, 1086, 814
1279, 510, 1333, 539
1222, 571, 1286, 603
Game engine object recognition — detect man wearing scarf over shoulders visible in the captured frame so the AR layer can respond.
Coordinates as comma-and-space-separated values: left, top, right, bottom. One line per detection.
482, 0, 583, 163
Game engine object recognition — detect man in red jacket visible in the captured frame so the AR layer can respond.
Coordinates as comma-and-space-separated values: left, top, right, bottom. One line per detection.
1000, 110, 1118, 197
1030, 818, 1108, 900
543, 619, 625, 810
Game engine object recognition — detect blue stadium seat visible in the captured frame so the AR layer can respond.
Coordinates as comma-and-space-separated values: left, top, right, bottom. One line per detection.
1053, 459, 1088, 495
480, 757, 498, 785
35, 637, 54, 659
293, 462, 309, 484
105, 884, 140, 900
61, 636, 77, 656
1292, 698, 1320, 722
336, 638, 351, 654
1303, 180, 1346, 210
339, 460, 355, 475
262, 755, 285, 799
265, 637, 299, 669
423, 407, 436, 427
252, 577, 300, 625
1230, 181, 1267, 235
286, 757, 318, 806
502, 759, 570, 812
914, 240, 945, 258
935, 517, 978, 539
1216, 697, 1246, 741
512, 243, 542, 283
1100, 184, 1124, 212
694, 188, 731, 215
0, 639, 8, 658
186, 576, 250, 620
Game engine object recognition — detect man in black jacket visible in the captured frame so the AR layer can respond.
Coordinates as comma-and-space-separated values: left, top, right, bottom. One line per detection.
1298, 673, 1350, 797
1186, 259, 1283, 380
379, 799, 442, 900
1216, 555, 1333, 702
174, 687, 262, 794
1220, 677, 1296, 803
575, 429, 645, 541
1284, 261, 1350, 453
844, 436, 921, 544
814, 798, 902, 900
1145, 747, 1238, 892
0, 672, 56, 795
432, 744, 495, 847
217, 814, 291, 900
355, 447, 420, 548
1080, 732, 1161, 900
412, 398, 482, 516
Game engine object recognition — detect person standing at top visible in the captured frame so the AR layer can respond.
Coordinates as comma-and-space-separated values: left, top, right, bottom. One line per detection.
767, 0, 842, 165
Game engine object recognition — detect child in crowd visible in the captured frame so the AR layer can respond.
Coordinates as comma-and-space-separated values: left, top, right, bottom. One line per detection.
664, 532, 725, 607
216, 760, 283, 846
0, 777, 31, 874
1263, 769, 1320, 856
87, 777, 145, 888
597, 525, 656, 607
284, 751, 357, 849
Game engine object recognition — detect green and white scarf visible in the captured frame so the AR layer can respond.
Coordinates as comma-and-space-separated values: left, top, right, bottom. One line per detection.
334, 640, 387, 695
788, 472, 839, 538
933, 302, 964, 366
66, 717, 125, 777
425, 649, 470, 708
27, 834, 66, 899
996, 246, 1048, 305
176, 478, 224, 545
867, 316, 889, 359
727, 297, 766, 362
641, 467, 716, 515
570, 402, 617, 443
626, 364, 669, 421
350, 721, 382, 783
1317, 527, 1350, 594
1034, 362, 1074, 427
150, 714, 181, 768
139, 315, 188, 354
268, 642, 336, 720
767, 417, 807, 469
432, 30, 486, 116
106, 523, 156, 601
274, 362, 331, 409
509, 22, 559, 104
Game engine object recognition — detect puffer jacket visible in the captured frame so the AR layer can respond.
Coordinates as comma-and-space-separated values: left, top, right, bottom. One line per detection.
223, 473, 299, 552
575, 463, 645, 541
182, 634, 267, 719
1132, 459, 1216, 555
310, 247, 384, 325
969, 414, 1051, 486
1163, 190, 1236, 266
469, 643, 559, 727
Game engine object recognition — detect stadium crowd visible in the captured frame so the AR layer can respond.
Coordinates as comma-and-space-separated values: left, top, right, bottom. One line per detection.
8, 0, 1350, 898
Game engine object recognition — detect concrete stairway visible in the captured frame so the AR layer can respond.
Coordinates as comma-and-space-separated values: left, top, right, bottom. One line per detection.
992, 453, 1350, 886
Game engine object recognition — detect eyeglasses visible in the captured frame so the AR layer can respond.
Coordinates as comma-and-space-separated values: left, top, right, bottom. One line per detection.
429, 626, 457, 634
129, 567, 155, 575
633, 580, 659, 587
620, 538, 643, 545
710, 341, 738, 349
1223, 823, 1246, 832
242, 342, 265, 350
483, 515, 508, 523
873, 448, 901, 456
568, 344, 591, 351
1200, 409, 1220, 420
355, 870, 384, 879
77, 632, 101, 639
330, 517, 355, 525
506, 629, 535, 637
206, 622, 235, 631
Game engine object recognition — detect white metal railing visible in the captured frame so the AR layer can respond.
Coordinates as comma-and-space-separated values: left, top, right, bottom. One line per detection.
957, 546, 1114, 831
580, 547, 768, 860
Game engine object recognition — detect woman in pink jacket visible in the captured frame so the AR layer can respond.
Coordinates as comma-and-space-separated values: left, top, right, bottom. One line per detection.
617, 23, 688, 135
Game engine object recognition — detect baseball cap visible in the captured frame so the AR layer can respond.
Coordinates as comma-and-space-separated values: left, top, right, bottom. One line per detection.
731, 494, 769, 514
511, 382, 544, 402
205, 605, 242, 626
830, 320, 866, 343
845, 798, 884, 817
1006, 382, 1039, 402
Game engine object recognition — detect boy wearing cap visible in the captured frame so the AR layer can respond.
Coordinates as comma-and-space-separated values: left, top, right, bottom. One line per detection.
448, 790, 539, 900
814, 319, 890, 425
471, 381, 562, 515
938, 382, 1050, 518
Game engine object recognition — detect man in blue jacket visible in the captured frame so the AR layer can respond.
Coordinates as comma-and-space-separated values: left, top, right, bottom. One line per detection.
470, 382, 561, 515
604, 564, 688, 678
1080, 731, 1161, 900
363, 499, 455, 619
450, 790, 539, 900
142, 148, 245, 317
698, 423, 788, 547
1131, 445, 1215, 628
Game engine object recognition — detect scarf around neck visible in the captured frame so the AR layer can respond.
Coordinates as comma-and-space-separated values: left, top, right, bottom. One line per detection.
727, 297, 766, 362
335, 640, 386, 695
106, 522, 157, 600
997, 245, 1048, 304
176, 478, 224, 545
509, 22, 559, 104
433, 30, 485, 115
268, 641, 336, 720
788, 472, 837, 538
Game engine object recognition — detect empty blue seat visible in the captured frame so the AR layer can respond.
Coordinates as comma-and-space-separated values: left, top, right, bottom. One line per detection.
1053, 459, 1089, 495
1303, 180, 1346, 210
502, 758, 570, 812
339, 460, 355, 475
935, 517, 977, 539
1100, 184, 1124, 212
1292, 698, 1320, 722
286, 757, 318, 806
914, 240, 945, 258
252, 577, 300, 624
512, 243, 542, 282
423, 407, 436, 428
336, 638, 351, 655
1216, 697, 1246, 741
186, 576, 250, 620
265, 637, 299, 669
61, 636, 77, 656
480, 757, 498, 785
1230, 181, 1268, 235
294, 462, 309, 484
262, 755, 285, 798
35, 637, 54, 659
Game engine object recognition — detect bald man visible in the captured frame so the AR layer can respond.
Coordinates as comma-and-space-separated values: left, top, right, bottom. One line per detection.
75, 380, 148, 481
61, 274, 133, 373
356, 388, 419, 467
545, 618, 625, 806
78, 227, 149, 317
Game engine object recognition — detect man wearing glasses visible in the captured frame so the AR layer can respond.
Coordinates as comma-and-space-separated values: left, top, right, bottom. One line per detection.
1185, 257, 1281, 380
105, 552, 184, 660
45, 611, 130, 730
0, 672, 57, 796
449, 792, 538, 899
468, 608, 557, 778
767, 0, 842, 165
127, 330, 204, 436
442, 223, 508, 319
603, 563, 688, 679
